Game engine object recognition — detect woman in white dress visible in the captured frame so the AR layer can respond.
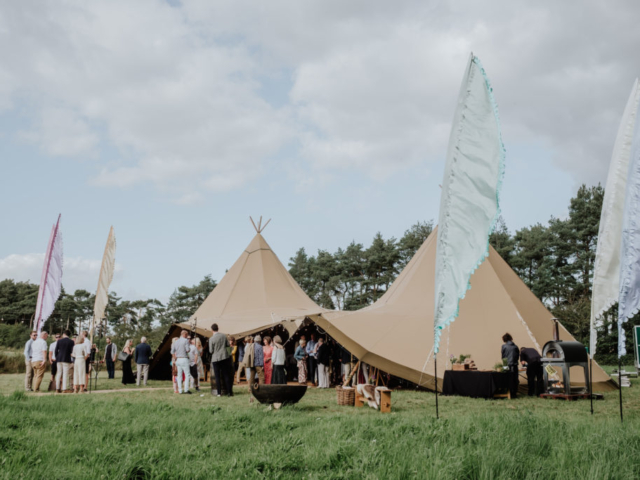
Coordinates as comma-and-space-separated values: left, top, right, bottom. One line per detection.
72, 336, 88, 393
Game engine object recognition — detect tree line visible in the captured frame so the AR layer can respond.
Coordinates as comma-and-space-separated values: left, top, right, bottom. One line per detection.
0, 183, 635, 363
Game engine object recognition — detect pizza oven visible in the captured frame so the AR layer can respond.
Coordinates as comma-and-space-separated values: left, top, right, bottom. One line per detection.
541, 340, 589, 395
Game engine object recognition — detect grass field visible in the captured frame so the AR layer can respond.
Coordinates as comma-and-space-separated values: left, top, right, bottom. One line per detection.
1, 369, 639, 479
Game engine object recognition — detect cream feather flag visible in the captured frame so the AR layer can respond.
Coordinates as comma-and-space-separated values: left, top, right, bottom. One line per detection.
590, 79, 640, 356
92, 226, 116, 338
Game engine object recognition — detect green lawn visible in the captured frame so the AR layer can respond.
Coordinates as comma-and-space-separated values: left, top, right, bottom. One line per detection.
1, 369, 639, 479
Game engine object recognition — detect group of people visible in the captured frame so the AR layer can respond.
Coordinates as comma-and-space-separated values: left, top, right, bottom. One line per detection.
24, 330, 155, 393
24, 329, 96, 393
117, 337, 153, 387
168, 326, 360, 398
501, 332, 545, 398
294, 334, 332, 388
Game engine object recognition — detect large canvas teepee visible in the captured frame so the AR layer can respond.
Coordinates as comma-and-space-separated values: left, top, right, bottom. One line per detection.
189, 232, 326, 336
149, 229, 326, 379
314, 229, 616, 392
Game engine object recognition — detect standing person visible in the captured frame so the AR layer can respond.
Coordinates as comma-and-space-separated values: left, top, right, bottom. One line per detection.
31, 331, 49, 393
170, 337, 179, 394
195, 338, 205, 390
103, 337, 117, 379
55, 330, 74, 393
520, 347, 545, 397
340, 346, 353, 385
263, 336, 273, 384
135, 337, 153, 387
188, 338, 200, 392
501, 333, 520, 398
170, 330, 192, 394
23, 331, 37, 392
253, 335, 265, 384
306, 334, 318, 386
121, 339, 136, 386
236, 338, 245, 384
227, 335, 240, 380
295, 339, 308, 384
48, 333, 60, 387
271, 336, 287, 385
242, 336, 253, 384
71, 336, 88, 394
81, 331, 92, 392
208, 324, 233, 397
316, 338, 330, 388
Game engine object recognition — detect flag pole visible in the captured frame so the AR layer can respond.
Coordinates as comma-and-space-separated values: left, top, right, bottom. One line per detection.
434, 353, 439, 419
618, 355, 624, 423
589, 355, 593, 415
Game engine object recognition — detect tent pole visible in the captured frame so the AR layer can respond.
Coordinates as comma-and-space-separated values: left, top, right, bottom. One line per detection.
434, 353, 439, 419
589, 355, 593, 415
618, 355, 623, 423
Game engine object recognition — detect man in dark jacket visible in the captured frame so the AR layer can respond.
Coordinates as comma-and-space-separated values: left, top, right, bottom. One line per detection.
54, 330, 75, 393
134, 337, 153, 387
520, 347, 544, 396
501, 333, 520, 398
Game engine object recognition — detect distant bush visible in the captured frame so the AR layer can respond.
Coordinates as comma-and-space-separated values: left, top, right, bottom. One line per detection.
0, 324, 31, 349
0, 350, 25, 374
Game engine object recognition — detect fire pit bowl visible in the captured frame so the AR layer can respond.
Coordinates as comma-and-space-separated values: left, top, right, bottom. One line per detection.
250, 383, 307, 405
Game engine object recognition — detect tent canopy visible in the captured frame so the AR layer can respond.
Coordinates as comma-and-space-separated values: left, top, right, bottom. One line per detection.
188, 232, 326, 338
314, 229, 616, 392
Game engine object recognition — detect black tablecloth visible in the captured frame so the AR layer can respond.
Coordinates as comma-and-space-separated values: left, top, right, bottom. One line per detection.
442, 370, 510, 398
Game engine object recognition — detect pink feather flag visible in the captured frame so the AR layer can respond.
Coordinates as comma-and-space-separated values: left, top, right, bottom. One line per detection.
34, 214, 64, 334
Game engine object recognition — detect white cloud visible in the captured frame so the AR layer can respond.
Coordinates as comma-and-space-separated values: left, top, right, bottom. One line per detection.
0, 253, 123, 295
2, 0, 640, 196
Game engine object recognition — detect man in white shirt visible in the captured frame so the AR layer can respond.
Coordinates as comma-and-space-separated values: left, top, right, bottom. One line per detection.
24, 331, 37, 391
49, 333, 60, 385
31, 331, 49, 392
170, 330, 192, 394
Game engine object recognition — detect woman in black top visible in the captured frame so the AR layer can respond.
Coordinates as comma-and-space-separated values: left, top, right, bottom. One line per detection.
121, 339, 135, 385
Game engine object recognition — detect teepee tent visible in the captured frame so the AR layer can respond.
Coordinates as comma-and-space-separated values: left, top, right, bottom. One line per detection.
314, 229, 616, 392
149, 222, 326, 379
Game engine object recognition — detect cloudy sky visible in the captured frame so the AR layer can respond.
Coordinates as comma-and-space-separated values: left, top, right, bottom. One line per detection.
1, 0, 639, 302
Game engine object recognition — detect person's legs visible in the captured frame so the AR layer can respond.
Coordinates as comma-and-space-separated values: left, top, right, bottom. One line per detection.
223, 358, 234, 396
106, 359, 114, 379
32, 361, 46, 392
62, 362, 71, 391
51, 361, 57, 382
136, 364, 142, 386
526, 364, 536, 396
55, 362, 63, 391
535, 362, 544, 395
509, 365, 518, 398
212, 361, 223, 395
25, 361, 33, 391
142, 364, 149, 386
236, 363, 244, 384
256, 366, 265, 384
309, 357, 317, 384
176, 358, 190, 393
189, 365, 198, 390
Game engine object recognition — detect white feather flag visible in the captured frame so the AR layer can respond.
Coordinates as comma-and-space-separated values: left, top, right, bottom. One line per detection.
433, 54, 505, 353
618, 105, 640, 357
35, 214, 64, 334
590, 79, 640, 356
92, 226, 116, 335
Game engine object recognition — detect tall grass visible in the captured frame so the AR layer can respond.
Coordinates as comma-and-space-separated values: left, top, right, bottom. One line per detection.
0, 350, 25, 374
0, 383, 639, 479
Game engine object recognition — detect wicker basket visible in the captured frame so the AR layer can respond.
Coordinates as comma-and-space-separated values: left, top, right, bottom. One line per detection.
336, 385, 355, 406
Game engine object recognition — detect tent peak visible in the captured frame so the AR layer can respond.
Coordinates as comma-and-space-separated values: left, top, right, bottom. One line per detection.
250, 216, 272, 234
